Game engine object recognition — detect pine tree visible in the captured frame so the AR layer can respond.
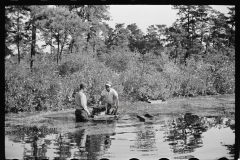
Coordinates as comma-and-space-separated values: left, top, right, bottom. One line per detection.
5, 5, 29, 63
126, 23, 145, 54
39, 6, 85, 63
65, 5, 110, 54
172, 5, 198, 62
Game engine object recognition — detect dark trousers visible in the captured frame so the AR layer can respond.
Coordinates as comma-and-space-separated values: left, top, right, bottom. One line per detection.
75, 109, 88, 122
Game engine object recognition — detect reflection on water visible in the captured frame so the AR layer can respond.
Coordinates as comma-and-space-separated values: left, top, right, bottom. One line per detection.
164, 113, 205, 154
5, 113, 235, 160
131, 124, 157, 152
73, 129, 113, 160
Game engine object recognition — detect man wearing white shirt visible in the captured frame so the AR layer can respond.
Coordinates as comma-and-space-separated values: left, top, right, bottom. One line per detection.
74, 83, 91, 122
98, 81, 119, 115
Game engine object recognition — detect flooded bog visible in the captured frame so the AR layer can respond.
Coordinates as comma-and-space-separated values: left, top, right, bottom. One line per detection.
5, 113, 235, 160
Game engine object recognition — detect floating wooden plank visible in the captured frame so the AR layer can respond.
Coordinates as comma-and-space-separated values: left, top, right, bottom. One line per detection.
137, 115, 146, 122
148, 100, 167, 104
137, 114, 156, 122
144, 113, 154, 118
120, 114, 131, 120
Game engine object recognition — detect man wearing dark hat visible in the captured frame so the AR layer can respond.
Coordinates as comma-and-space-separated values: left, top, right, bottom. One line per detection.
98, 81, 119, 115
74, 83, 91, 122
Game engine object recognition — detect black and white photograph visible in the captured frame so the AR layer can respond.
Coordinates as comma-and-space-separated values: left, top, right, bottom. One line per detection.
5, 5, 235, 160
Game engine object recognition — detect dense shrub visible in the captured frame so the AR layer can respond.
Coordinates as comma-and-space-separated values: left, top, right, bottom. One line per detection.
120, 52, 169, 101
57, 61, 82, 76
5, 48, 235, 113
5, 56, 62, 113
120, 50, 235, 100
98, 50, 133, 73
180, 58, 209, 96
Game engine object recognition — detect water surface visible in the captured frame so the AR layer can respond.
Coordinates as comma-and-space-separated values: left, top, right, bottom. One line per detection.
5, 113, 235, 160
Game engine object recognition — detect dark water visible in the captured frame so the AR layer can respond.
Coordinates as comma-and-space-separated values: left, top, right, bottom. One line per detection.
5, 113, 235, 160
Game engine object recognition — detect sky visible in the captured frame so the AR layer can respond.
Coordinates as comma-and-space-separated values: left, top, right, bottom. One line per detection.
106, 5, 233, 33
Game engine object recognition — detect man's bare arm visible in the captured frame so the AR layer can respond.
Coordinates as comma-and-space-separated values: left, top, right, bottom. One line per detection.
81, 95, 91, 115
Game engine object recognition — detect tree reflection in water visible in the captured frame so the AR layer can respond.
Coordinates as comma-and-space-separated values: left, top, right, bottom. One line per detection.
163, 113, 235, 156
222, 144, 235, 158
6, 123, 115, 160
130, 123, 157, 152
53, 132, 72, 159
164, 113, 205, 154
14, 125, 52, 160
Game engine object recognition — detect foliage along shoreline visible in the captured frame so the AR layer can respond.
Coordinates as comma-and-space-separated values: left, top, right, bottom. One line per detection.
5, 5, 235, 113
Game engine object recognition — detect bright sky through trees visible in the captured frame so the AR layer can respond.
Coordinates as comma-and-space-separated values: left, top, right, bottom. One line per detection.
106, 5, 233, 33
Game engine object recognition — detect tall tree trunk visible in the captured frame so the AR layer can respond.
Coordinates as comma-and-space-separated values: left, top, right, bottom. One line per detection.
187, 7, 190, 36
68, 40, 71, 53
204, 36, 208, 55
17, 42, 20, 64
185, 7, 190, 63
68, 39, 75, 53
85, 32, 90, 52
93, 41, 96, 53
200, 15, 203, 45
57, 32, 60, 64
17, 11, 21, 64
191, 15, 194, 53
92, 41, 96, 58
71, 41, 74, 53
30, 17, 36, 72
59, 33, 68, 61
228, 34, 231, 47
228, 24, 233, 47
50, 30, 53, 55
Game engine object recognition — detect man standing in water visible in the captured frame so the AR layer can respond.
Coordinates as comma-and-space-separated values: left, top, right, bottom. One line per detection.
98, 81, 119, 115
74, 83, 91, 122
